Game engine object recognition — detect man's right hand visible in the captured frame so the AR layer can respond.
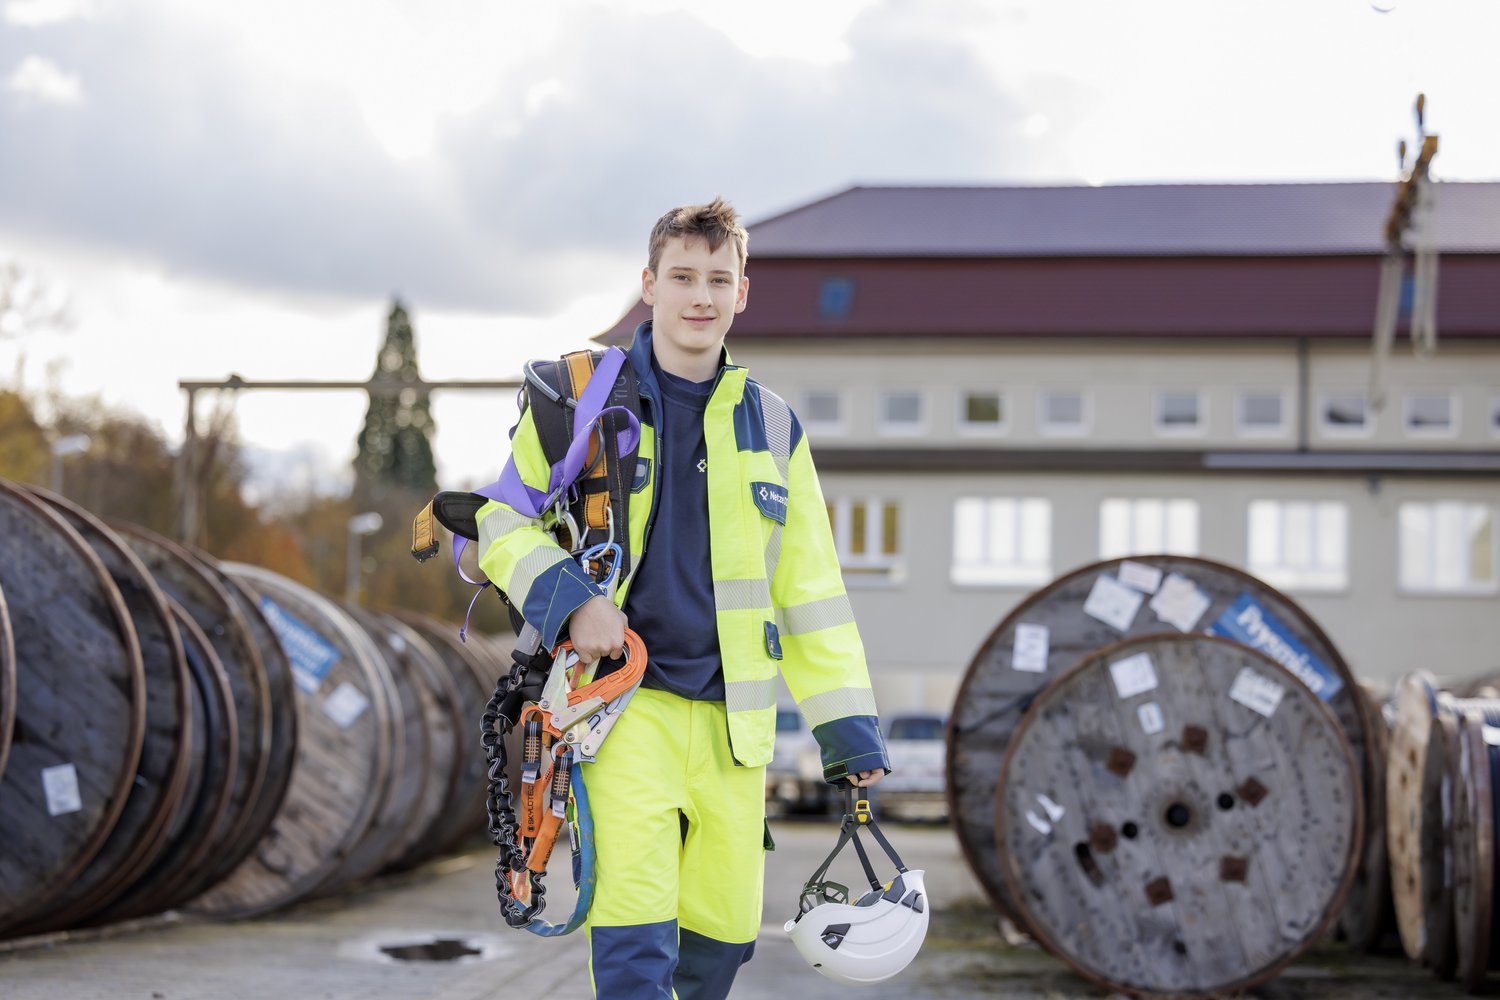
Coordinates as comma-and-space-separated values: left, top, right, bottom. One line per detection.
568, 594, 627, 665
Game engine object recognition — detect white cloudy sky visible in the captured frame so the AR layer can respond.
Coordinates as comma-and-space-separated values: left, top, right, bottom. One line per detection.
0, 0, 1495, 494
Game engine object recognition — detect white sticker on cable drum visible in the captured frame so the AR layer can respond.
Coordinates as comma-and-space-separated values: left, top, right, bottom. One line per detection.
1484, 725, 1500, 747
1149, 572, 1212, 632
1025, 810, 1052, 835
1109, 652, 1158, 699
41, 763, 83, 817
1229, 667, 1286, 718
323, 682, 370, 729
1011, 623, 1050, 673
1084, 575, 1145, 633
1138, 701, 1165, 735
1117, 560, 1164, 594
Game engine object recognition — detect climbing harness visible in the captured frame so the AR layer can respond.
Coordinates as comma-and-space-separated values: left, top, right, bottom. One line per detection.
784, 787, 929, 984
409, 346, 646, 935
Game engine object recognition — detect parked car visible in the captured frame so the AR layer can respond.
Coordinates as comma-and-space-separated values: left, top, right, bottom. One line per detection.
766, 704, 833, 815
876, 711, 948, 821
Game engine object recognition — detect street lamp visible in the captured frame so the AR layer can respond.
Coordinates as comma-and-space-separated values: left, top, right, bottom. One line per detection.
346, 511, 384, 604
50, 433, 91, 495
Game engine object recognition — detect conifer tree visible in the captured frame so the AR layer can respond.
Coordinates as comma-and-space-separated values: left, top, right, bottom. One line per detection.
352, 299, 437, 507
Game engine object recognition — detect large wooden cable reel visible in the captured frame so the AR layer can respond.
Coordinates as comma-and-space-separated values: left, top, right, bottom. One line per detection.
994, 633, 1361, 997
1452, 704, 1500, 993
0, 479, 146, 933
948, 555, 1372, 921
190, 564, 393, 918
15, 491, 195, 933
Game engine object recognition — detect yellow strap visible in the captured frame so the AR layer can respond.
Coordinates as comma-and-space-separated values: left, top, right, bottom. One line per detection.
410, 501, 438, 561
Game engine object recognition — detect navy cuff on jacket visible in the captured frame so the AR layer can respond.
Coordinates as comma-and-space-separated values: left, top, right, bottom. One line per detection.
812, 715, 891, 784
522, 557, 605, 650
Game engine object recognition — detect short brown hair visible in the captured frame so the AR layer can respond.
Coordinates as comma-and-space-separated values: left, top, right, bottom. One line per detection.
646, 197, 749, 276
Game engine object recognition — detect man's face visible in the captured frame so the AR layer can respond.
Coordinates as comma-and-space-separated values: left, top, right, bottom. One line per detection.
642, 235, 748, 365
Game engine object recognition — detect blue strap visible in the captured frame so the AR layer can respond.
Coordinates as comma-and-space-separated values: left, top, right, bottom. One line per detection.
517, 760, 596, 937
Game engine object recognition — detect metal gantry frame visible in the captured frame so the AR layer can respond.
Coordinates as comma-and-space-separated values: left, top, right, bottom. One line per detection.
175, 373, 521, 545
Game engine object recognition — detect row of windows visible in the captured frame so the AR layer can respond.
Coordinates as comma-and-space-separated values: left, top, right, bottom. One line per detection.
826, 498, 1498, 596
801, 387, 1500, 439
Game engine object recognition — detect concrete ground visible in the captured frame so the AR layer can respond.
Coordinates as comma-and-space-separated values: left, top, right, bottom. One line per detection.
0, 818, 1478, 999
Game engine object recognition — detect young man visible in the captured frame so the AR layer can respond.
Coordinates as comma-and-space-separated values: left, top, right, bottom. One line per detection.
477, 198, 888, 1000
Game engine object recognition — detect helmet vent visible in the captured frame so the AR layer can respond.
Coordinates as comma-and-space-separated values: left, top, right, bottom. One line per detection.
820, 923, 851, 949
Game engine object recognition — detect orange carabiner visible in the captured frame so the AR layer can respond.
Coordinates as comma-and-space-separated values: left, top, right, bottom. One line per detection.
551, 628, 649, 709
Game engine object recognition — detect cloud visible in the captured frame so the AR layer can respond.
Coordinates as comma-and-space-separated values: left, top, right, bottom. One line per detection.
3, 0, 98, 28
6, 54, 83, 105
0, 1, 1024, 314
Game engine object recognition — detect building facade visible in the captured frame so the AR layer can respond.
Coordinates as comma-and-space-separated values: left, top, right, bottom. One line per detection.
603, 183, 1500, 713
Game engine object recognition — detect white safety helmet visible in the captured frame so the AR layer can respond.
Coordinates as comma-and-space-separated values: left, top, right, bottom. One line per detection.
783, 790, 929, 984
785, 868, 928, 984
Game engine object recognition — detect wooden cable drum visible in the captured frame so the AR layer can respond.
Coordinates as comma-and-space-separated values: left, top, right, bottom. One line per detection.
396, 613, 508, 856
96, 601, 239, 923
949, 555, 1371, 922
0, 582, 14, 785
189, 564, 393, 918
1421, 695, 1474, 981
14, 489, 194, 934
381, 615, 467, 871
308, 604, 412, 892
1339, 682, 1397, 952
1383, 678, 1500, 972
995, 633, 1362, 997
0, 479, 146, 934
364, 611, 463, 873
186, 565, 299, 897
111, 523, 273, 908
1387, 671, 1443, 962
1452, 704, 1500, 993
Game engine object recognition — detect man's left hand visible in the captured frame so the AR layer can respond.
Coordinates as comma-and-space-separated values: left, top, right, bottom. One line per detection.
847, 769, 885, 788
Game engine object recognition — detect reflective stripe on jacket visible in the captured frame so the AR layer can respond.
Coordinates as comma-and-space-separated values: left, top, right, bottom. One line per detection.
476, 321, 889, 780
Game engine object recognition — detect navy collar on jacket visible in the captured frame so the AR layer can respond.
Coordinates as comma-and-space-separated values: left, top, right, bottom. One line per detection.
625, 320, 731, 406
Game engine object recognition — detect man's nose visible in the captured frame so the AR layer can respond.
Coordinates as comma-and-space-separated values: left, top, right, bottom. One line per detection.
690, 279, 712, 306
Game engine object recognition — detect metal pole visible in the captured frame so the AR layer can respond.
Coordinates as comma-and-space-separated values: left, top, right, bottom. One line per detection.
178, 388, 200, 545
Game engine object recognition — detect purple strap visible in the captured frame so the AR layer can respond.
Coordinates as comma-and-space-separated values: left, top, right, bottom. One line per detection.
453, 347, 641, 641
491, 348, 639, 517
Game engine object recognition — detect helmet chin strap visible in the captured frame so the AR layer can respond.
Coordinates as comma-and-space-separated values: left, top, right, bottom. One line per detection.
794, 785, 910, 920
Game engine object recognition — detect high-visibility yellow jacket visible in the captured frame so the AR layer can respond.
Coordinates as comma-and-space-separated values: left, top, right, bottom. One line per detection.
476, 322, 889, 781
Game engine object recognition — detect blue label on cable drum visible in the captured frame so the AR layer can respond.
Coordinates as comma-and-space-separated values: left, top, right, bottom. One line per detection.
1208, 593, 1343, 701
260, 595, 342, 694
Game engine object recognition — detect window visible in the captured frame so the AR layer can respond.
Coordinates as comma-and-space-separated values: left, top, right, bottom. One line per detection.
958, 390, 1006, 434
818, 277, 856, 320
1319, 391, 1370, 436
801, 390, 845, 433
878, 390, 925, 435
828, 498, 900, 576
1400, 502, 1497, 594
1154, 391, 1203, 435
1405, 392, 1456, 437
1039, 390, 1087, 436
1237, 392, 1286, 436
1247, 500, 1349, 591
1099, 499, 1200, 559
951, 497, 1051, 586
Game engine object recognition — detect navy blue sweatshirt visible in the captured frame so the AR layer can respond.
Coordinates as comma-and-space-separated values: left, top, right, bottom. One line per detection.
623, 358, 723, 700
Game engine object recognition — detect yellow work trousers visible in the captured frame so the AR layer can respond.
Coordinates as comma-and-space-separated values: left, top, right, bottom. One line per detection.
582, 687, 768, 1000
